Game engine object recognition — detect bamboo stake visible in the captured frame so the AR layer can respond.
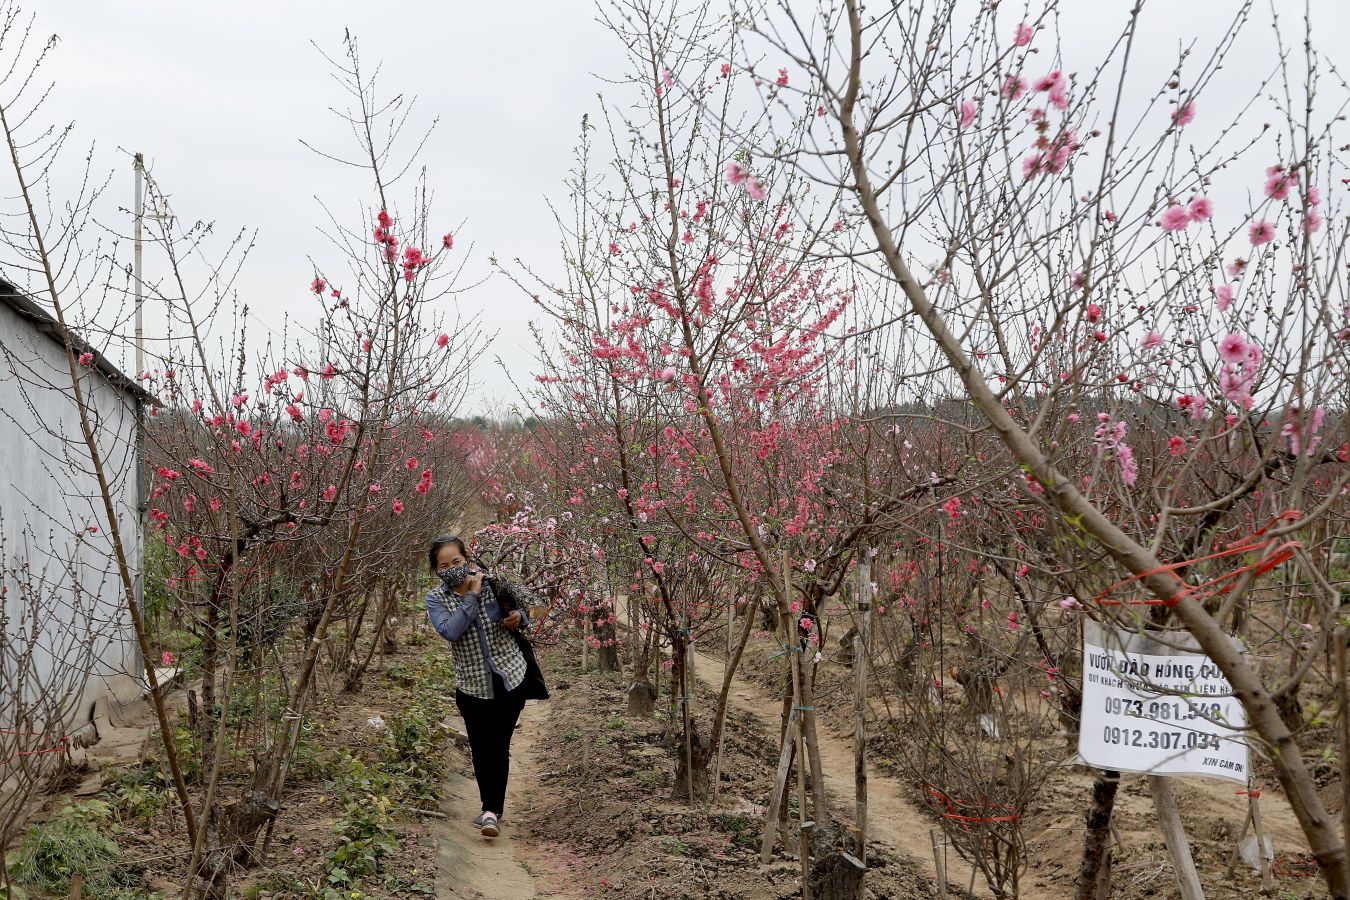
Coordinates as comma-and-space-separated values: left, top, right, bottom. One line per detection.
930, 828, 948, 900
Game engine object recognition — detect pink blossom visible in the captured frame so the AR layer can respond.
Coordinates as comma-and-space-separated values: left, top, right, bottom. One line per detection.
1014, 22, 1034, 46
1264, 165, 1295, 201
377, 210, 393, 228
1117, 443, 1138, 485
442, 232, 454, 250
959, 100, 977, 129
776, 68, 789, 87
724, 160, 748, 187
745, 177, 767, 201
285, 403, 303, 422
1214, 284, 1234, 312
1001, 75, 1027, 100
1159, 204, 1191, 231
1249, 220, 1275, 245
659, 367, 677, 382
1059, 597, 1081, 610
391, 499, 405, 515
1048, 83, 1068, 111
322, 485, 337, 502
1171, 101, 1195, 127
310, 277, 326, 295
720, 62, 731, 78
1033, 71, 1063, 93
1218, 332, 1249, 364
1187, 196, 1212, 222
436, 334, 449, 348
1021, 152, 1046, 179
78, 352, 94, 366
1305, 210, 1323, 233
942, 496, 961, 520
1141, 330, 1164, 351
161, 651, 176, 667
1168, 436, 1186, 456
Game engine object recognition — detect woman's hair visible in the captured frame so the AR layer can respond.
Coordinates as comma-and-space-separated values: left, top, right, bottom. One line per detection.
427, 535, 468, 575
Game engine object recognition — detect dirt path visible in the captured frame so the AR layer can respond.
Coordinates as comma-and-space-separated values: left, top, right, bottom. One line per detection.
687, 644, 952, 892
686, 642, 1062, 900
434, 698, 554, 899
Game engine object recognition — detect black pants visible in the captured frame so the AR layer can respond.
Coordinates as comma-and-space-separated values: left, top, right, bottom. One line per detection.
455, 672, 527, 816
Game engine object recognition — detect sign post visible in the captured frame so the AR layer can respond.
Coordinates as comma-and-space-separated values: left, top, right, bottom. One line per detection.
1078, 621, 1248, 783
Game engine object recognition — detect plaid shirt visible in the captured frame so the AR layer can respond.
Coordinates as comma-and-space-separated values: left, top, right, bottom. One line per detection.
425, 580, 533, 700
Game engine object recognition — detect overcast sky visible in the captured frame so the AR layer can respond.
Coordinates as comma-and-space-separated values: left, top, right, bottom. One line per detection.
35, 1, 1350, 415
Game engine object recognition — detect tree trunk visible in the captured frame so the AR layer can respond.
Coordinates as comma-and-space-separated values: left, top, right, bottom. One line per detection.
593, 602, 620, 673
627, 679, 657, 716
671, 719, 711, 801
193, 790, 280, 900
811, 851, 866, 900
1075, 770, 1118, 900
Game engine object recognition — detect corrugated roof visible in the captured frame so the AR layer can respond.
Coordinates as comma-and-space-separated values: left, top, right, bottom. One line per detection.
0, 277, 153, 404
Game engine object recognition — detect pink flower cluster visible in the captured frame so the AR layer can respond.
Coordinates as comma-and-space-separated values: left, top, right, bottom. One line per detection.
1159, 196, 1211, 232
1216, 332, 1261, 409
724, 160, 767, 201
1092, 415, 1137, 486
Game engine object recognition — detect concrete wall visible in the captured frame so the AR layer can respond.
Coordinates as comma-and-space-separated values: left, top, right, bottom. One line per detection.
0, 300, 144, 737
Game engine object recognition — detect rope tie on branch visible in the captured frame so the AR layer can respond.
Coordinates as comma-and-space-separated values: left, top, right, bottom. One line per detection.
925, 786, 1022, 832
1094, 512, 1303, 607
0, 729, 72, 767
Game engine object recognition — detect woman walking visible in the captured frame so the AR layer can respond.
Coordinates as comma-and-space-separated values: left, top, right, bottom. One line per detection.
425, 535, 533, 838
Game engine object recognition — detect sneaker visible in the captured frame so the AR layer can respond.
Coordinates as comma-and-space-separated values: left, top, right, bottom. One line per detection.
479, 812, 500, 837
472, 812, 505, 827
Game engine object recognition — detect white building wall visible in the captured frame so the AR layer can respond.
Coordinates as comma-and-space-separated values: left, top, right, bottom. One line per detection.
0, 300, 144, 736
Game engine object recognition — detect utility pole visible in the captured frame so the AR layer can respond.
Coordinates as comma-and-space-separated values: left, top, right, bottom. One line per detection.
133, 151, 145, 378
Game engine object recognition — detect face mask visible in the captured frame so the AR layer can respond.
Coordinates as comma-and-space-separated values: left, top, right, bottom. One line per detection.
438, 563, 472, 589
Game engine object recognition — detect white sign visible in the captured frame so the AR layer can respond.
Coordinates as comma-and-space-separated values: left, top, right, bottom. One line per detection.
1078, 621, 1248, 783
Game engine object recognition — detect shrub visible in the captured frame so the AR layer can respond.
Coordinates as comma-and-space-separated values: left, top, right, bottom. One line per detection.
6, 799, 145, 898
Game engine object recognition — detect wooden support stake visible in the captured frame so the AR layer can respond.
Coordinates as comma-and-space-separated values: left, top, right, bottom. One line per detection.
69, 874, 83, 900
1148, 775, 1205, 900
1248, 789, 1274, 889
1222, 806, 1251, 879
759, 706, 799, 863
854, 559, 871, 892
1337, 626, 1350, 858
930, 828, 948, 900
712, 594, 735, 802
785, 551, 812, 900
